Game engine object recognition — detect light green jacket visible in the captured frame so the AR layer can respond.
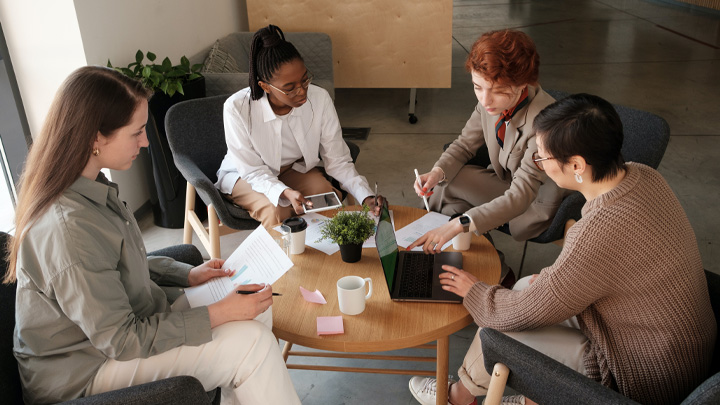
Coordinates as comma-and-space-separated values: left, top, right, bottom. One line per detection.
13, 174, 212, 404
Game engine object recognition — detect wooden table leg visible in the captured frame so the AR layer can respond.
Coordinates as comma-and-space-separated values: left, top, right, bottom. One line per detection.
282, 341, 293, 362
436, 336, 449, 405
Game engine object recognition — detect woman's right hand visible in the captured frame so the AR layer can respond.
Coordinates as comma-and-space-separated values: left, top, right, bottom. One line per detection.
281, 188, 311, 214
414, 168, 444, 197
207, 284, 273, 328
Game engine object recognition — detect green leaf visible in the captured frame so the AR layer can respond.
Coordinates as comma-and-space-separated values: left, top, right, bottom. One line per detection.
176, 82, 184, 96
142, 66, 152, 79
135, 50, 143, 63
161, 57, 172, 71
106, 59, 113, 68
180, 55, 189, 67
120, 67, 135, 77
191, 63, 204, 73
160, 81, 169, 94
187, 73, 202, 81
147, 51, 156, 62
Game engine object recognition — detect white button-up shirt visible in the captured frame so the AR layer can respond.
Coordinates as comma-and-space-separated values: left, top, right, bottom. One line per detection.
216, 85, 373, 206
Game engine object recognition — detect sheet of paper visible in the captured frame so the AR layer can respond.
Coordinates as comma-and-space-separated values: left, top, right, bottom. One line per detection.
362, 210, 394, 248
317, 316, 344, 335
184, 226, 293, 308
395, 212, 453, 251
299, 286, 327, 304
274, 212, 339, 255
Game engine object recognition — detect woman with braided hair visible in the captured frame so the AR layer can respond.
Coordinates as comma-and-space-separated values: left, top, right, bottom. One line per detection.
216, 25, 384, 226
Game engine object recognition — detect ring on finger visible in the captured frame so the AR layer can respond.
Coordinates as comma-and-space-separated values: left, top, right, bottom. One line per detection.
451, 275, 455, 280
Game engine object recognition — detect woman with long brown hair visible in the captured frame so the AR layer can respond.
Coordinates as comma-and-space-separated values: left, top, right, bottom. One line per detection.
7, 66, 300, 404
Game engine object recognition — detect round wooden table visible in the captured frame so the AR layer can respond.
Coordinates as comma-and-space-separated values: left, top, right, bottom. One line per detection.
271, 205, 500, 405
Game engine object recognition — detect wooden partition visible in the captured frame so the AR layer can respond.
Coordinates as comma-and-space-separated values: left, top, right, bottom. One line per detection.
247, 0, 452, 88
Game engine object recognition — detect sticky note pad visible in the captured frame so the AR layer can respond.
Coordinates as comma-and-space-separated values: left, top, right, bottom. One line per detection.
317, 316, 344, 335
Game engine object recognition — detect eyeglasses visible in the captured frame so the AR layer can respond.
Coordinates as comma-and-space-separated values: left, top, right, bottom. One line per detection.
265, 74, 313, 97
532, 152, 556, 171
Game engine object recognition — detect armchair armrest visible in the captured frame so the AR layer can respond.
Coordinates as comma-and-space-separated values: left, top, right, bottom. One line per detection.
63, 376, 213, 405
480, 328, 637, 405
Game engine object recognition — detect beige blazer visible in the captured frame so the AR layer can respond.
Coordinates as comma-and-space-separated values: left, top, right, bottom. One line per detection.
434, 85, 571, 241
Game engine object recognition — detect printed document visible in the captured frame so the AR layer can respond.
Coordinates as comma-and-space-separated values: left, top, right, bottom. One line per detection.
395, 212, 452, 251
184, 226, 293, 307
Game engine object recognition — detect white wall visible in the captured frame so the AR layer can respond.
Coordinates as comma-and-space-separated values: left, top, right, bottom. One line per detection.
0, 0, 247, 213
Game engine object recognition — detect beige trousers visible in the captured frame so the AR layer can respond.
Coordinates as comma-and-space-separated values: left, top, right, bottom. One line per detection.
429, 166, 509, 217
225, 165, 341, 227
458, 276, 589, 397
86, 307, 300, 405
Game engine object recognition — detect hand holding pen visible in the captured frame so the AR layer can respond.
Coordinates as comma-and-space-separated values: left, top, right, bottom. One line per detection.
414, 169, 433, 212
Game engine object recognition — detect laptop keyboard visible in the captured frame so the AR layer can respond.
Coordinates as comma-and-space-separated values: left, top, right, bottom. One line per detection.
398, 253, 435, 298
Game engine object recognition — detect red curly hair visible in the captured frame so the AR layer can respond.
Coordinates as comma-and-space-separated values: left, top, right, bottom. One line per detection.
465, 29, 540, 87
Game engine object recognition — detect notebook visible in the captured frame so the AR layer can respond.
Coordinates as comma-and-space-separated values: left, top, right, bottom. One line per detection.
375, 202, 463, 303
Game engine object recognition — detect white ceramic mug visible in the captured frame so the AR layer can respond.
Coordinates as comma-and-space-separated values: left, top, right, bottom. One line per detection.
337, 276, 373, 315
452, 231, 471, 251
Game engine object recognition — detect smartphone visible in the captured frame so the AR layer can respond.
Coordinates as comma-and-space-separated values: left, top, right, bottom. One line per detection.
302, 192, 342, 213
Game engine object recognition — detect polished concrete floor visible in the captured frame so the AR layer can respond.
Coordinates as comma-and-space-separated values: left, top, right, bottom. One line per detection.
139, 0, 720, 403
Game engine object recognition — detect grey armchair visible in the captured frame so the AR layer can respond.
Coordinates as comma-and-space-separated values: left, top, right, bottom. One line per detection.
481, 270, 720, 404
0, 232, 219, 404
189, 31, 335, 100
165, 94, 360, 259
446, 91, 671, 277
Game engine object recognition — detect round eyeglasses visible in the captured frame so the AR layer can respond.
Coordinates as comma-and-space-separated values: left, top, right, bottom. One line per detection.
532, 152, 556, 171
266, 74, 313, 97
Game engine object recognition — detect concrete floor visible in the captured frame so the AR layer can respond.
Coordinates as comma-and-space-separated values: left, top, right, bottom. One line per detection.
139, 0, 720, 403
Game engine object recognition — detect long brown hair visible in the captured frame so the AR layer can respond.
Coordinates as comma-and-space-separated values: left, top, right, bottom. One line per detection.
4, 66, 151, 283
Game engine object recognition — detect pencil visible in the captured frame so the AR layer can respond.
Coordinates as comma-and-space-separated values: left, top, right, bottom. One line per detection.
236, 291, 282, 296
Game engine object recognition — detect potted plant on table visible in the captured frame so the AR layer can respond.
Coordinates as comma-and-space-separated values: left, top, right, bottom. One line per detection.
106, 51, 206, 228
317, 206, 376, 263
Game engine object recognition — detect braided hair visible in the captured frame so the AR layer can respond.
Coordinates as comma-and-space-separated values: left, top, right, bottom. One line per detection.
249, 25, 303, 101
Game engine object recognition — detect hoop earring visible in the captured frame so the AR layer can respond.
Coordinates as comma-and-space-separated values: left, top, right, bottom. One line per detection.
574, 172, 583, 183
92, 148, 100, 156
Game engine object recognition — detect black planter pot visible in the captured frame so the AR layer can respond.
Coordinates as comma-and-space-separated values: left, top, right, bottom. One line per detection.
338, 243, 363, 263
145, 77, 206, 228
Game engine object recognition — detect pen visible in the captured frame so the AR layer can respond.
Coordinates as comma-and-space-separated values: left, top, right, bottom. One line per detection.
236, 291, 282, 296
414, 169, 431, 212
374, 182, 378, 206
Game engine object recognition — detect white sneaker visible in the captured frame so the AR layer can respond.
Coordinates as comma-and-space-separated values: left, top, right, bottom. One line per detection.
482, 395, 525, 405
408, 376, 456, 405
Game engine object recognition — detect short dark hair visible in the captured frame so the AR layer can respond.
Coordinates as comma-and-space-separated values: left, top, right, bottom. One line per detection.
248, 25, 303, 100
533, 93, 625, 182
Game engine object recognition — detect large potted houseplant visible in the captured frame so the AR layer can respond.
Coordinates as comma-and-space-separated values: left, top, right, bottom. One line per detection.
107, 51, 205, 228
317, 206, 376, 263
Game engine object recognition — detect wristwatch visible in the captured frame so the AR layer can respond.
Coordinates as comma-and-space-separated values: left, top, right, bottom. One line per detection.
459, 215, 471, 233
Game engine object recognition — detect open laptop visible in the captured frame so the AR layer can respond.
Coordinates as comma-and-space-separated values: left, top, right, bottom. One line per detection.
375, 202, 463, 303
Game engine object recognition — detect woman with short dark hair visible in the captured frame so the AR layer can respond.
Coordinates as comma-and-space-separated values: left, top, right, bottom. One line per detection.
409, 93, 716, 405
215, 25, 383, 226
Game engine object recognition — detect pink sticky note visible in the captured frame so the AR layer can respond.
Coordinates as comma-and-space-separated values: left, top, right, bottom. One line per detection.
317, 316, 344, 335
300, 286, 327, 304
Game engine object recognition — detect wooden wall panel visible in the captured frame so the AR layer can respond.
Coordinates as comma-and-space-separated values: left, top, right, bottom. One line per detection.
247, 0, 452, 88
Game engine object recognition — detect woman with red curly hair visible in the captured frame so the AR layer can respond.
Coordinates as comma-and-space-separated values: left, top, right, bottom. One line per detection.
409, 29, 570, 285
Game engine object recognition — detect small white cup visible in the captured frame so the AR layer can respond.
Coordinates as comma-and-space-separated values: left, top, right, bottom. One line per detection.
452, 232, 471, 251
337, 276, 373, 315
282, 217, 307, 255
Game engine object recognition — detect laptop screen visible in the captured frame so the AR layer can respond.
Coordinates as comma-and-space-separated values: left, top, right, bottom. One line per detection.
375, 201, 399, 292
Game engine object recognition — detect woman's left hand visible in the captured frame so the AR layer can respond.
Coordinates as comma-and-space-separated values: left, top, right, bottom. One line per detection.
188, 259, 232, 287
363, 195, 386, 217
438, 265, 479, 297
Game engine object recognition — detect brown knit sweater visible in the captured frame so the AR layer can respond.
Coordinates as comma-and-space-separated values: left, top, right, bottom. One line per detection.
464, 162, 716, 404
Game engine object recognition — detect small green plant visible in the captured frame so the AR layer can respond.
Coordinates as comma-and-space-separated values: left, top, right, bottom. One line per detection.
317, 206, 376, 245
107, 50, 203, 97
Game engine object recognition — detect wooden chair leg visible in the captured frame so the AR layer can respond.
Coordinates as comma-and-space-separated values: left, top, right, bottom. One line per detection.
183, 182, 195, 245
282, 341, 293, 362
484, 363, 509, 405
208, 204, 221, 259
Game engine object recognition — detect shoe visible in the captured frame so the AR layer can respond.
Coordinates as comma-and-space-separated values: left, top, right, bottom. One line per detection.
408, 376, 455, 405
482, 395, 525, 405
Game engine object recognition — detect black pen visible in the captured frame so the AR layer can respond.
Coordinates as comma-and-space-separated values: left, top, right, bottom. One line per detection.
236, 290, 282, 296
